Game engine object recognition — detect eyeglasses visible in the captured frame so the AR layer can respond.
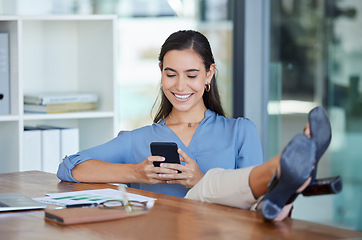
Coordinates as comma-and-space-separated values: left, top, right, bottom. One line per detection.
96, 184, 154, 213
98, 199, 151, 213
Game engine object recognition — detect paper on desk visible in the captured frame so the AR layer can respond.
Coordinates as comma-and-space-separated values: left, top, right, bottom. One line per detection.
33, 188, 156, 207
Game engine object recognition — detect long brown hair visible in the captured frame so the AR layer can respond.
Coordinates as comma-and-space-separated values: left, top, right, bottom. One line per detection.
153, 30, 225, 123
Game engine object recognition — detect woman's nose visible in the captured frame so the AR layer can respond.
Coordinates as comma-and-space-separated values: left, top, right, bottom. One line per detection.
175, 77, 187, 92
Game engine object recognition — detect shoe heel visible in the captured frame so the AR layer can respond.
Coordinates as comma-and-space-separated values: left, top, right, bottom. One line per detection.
302, 176, 343, 196
262, 199, 281, 220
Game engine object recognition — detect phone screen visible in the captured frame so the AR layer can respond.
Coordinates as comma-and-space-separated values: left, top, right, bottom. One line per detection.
150, 142, 180, 167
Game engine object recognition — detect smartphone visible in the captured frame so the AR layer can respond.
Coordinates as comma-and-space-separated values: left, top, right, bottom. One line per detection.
150, 142, 180, 167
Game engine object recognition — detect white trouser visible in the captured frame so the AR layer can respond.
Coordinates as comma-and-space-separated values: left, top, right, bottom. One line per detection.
185, 166, 257, 209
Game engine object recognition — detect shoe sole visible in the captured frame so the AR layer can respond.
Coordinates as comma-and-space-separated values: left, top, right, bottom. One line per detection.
308, 106, 332, 181
262, 134, 316, 220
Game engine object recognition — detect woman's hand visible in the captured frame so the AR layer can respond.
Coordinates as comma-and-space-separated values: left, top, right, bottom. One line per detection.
158, 148, 204, 188
133, 156, 178, 185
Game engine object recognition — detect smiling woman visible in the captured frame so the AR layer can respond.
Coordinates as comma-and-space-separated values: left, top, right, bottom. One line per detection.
56, 30, 332, 222
57, 30, 263, 198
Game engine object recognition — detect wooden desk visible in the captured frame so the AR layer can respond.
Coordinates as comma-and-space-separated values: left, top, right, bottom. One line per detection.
0, 171, 361, 240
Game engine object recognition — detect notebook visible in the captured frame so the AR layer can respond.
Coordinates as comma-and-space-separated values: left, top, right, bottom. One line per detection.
0, 192, 47, 212
44, 206, 149, 225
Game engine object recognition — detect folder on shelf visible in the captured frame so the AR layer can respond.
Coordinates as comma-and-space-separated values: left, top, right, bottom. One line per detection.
22, 126, 80, 173
22, 127, 42, 171
59, 127, 79, 158
0, 33, 10, 115
38, 126, 61, 174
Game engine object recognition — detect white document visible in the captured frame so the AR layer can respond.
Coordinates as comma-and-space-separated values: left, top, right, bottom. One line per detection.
22, 127, 42, 171
40, 127, 61, 174
59, 128, 79, 159
33, 188, 157, 207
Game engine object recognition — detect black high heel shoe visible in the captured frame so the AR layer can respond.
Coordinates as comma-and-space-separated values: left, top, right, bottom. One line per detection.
260, 134, 316, 221
302, 107, 342, 196
284, 107, 342, 206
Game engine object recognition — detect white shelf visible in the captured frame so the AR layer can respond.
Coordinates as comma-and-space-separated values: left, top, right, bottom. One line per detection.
0, 115, 20, 122
0, 15, 118, 173
23, 111, 115, 120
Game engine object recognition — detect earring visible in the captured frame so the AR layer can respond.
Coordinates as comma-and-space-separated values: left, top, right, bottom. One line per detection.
205, 83, 211, 92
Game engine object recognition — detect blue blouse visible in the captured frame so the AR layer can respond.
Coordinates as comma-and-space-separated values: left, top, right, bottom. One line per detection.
57, 110, 263, 197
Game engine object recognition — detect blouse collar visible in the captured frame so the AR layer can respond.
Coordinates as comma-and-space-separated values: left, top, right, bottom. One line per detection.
158, 109, 214, 126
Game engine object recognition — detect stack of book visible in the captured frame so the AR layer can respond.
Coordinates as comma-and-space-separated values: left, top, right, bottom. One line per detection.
24, 92, 98, 113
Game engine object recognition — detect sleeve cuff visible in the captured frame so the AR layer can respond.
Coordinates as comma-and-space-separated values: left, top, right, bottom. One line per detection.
57, 154, 93, 183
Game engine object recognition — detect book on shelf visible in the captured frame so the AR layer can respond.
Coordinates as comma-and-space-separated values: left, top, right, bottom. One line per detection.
0, 32, 10, 115
24, 92, 98, 105
24, 102, 98, 113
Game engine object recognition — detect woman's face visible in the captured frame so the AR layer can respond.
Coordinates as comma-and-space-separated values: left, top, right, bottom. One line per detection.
160, 49, 214, 113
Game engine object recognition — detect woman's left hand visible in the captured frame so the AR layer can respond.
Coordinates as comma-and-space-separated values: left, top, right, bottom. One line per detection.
158, 148, 204, 188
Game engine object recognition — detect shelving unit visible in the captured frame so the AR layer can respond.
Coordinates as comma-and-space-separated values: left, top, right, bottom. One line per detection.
0, 15, 118, 173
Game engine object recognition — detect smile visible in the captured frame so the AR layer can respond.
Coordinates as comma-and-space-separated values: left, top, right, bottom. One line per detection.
173, 93, 193, 101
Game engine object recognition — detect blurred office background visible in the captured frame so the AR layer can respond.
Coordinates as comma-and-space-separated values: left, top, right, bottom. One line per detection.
1, 0, 361, 231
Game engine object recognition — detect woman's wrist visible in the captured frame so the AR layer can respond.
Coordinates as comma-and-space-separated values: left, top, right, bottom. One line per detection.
123, 163, 141, 183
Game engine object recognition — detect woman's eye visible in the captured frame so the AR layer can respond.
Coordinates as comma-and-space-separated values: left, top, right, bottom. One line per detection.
188, 75, 197, 79
167, 74, 176, 77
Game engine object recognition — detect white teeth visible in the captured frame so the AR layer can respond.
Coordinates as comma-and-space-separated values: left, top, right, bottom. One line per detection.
174, 93, 192, 99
